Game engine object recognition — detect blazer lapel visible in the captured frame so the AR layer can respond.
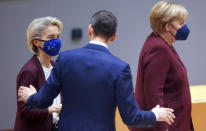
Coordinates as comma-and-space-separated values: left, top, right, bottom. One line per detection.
32, 55, 46, 86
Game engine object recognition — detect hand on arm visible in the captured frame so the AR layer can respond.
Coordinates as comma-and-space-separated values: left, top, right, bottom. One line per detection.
18, 54, 62, 109
16, 71, 50, 120
18, 84, 62, 114
151, 105, 175, 125
18, 85, 37, 103
116, 65, 156, 128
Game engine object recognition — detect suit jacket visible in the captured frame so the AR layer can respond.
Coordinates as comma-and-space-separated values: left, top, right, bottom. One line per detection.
27, 43, 156, 131
129, 33, 193, 131
14, 55, 54, 131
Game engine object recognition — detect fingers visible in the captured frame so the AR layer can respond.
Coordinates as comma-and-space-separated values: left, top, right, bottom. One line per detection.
17, 93, 25, 102
166, 113, 174, 124
18, 86, 30, 103
164, 108, 174, 113
19, 86, 30, 94
169, 112, 175, 119
55, 104, 62, 108
58, 104, 62, 108
19, 86, 26, 91
18, 87, 27, 97
29, 85, 34, 89
165, 117, 171, 125
18, 97, 24, 102
156, 108, 175, 125
165, 108, 175, 120
19, 85, 36, 96
165, 110, 175, 125
54, 104, 62, 113
29, 85, 36, 91
154, 104, 173, 111
29, 85, 37, 94
18, 89, 24, 98
155, 104, 160, 108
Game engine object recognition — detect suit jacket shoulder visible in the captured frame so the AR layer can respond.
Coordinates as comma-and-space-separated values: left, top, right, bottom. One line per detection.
144, 33, 170, 52
60, 45, 129, 70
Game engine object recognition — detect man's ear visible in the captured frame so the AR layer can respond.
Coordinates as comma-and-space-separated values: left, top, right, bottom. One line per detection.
110, 32, 117, 42
88, 24, 93, 38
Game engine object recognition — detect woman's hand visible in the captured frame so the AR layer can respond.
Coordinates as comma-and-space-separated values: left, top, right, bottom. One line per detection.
48, 104, 62, 114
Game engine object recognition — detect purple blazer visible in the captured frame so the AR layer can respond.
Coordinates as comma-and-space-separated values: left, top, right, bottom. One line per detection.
129, 33, 193, 131
14, 55, 54, 131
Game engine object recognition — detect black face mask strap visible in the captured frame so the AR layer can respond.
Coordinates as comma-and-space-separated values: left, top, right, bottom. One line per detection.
34, 39, 45, 51
38, 46, 44, 51
169, 30, 176, 38
168, 23, 177, 38
169, 23, 177, 30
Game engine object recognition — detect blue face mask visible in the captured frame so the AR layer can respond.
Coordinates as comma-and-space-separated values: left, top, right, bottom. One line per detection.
37, 38, 62, 56
170, 24, 190, 40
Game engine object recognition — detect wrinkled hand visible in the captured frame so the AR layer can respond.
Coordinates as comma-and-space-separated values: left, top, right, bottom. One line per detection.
48, 104, 62, 114
18, 85, 37, 103
152, 105, 175, 125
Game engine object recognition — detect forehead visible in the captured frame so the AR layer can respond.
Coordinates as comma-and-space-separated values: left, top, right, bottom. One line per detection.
42, 25, 59, 36
171, 18, 185, 24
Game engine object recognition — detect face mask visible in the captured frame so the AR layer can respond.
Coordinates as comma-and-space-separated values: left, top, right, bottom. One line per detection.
37, 38, 62, 56
169, 24, 190, 40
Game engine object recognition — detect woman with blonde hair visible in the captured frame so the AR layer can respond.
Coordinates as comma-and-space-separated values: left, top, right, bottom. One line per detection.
14, 16, 63, 131
129, 1, 193, 131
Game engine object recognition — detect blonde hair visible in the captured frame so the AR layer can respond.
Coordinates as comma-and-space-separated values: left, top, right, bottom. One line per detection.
150, 0, 189, 34
27, 16, 63, 54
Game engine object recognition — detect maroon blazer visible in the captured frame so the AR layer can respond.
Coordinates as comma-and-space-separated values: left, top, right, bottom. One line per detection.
14, 55, 54, 131
129, 33, 193, 131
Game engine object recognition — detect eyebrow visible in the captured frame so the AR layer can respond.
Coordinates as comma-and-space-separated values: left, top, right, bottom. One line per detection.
47, 34, 60, 37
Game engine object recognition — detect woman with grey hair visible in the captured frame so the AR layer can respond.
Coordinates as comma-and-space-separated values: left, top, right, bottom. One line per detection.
14, 16, 63, 131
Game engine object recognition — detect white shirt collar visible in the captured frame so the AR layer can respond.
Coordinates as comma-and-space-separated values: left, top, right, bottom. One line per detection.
89, 40, 108, 49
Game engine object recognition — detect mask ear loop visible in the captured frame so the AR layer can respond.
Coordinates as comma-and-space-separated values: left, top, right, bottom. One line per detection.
168, 23, 177, 38
34, 39, 46, 51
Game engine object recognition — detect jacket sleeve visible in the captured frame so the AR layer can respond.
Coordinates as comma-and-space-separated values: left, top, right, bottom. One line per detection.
27, 54, 62, 109
116, 64, 156, 128
142, 46, 170, 130
16, 71, 49, 120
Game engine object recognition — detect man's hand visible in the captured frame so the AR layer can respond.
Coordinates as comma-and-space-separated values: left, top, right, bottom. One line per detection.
18, 85, 37, 103
48, 104, 62, 114
152, 105, 175, 125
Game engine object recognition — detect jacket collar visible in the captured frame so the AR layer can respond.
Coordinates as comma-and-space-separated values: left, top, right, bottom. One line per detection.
84, 43, 111, 54
89, 40, 108, 49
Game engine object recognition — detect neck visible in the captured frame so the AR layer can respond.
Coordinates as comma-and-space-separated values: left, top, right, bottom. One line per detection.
37, 50, 52, 68
158, 32, 174, 47
90, 37, 110, 46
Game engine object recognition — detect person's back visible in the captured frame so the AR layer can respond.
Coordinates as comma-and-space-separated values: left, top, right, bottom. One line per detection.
58, 44, 129, 130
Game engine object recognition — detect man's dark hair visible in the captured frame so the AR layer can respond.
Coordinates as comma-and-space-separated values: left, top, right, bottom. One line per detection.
90, 10, 117, 40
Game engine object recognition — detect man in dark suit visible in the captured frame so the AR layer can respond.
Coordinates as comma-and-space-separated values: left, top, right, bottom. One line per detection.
18, 10, 175, 131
